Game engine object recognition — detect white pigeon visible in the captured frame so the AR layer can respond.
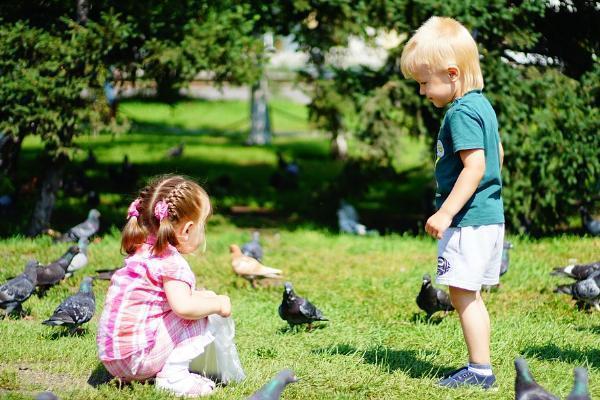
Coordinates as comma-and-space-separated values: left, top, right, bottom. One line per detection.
65, 238, 89, 278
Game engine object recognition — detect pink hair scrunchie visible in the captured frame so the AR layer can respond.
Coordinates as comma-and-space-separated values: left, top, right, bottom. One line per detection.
154, 200, 169, 222
127, 198, 141, 219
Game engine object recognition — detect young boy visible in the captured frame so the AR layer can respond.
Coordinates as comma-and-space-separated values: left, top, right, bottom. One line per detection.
400, 17, 505, 389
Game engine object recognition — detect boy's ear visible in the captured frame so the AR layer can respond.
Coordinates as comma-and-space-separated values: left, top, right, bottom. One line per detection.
448, 65, 460, 82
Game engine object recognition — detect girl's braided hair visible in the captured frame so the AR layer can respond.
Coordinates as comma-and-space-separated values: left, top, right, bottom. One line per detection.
121, 174, 211, 255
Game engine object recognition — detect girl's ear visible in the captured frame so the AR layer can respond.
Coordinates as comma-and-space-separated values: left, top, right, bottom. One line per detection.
448, 65, 460, 82
179, 220, 194, 240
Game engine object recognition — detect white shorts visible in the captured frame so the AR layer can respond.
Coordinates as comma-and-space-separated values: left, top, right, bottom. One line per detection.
436, 224, 505, 291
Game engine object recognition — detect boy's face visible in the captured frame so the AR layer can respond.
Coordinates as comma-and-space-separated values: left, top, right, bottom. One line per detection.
413, 64, 458, 108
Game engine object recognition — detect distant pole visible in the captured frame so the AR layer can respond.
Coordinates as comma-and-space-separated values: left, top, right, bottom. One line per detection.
247, 33, 275, 146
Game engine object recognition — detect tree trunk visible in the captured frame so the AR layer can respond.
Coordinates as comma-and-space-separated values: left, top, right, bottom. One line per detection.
247, 74, 271, 145
331, 131, 348, 160
0, 134, 23, 180
77, 0, 89, 25
27, 156, 66, 237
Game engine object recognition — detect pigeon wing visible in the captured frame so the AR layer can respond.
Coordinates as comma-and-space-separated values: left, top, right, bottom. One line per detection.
299, 298, 327, 321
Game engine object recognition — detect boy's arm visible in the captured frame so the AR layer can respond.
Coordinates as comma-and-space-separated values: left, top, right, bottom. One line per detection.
425, 149, 486, 239
164, 278, 231, 320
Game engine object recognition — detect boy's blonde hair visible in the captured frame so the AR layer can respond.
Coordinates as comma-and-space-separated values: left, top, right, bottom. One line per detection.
400, 16, 483, 91
122, 174, 211, 256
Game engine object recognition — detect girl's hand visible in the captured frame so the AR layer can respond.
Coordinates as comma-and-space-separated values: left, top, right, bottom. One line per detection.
425, 210, 453, 239
218, 295, 232, 318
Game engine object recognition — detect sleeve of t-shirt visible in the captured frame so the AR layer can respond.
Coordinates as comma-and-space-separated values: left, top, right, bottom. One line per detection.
449, 108, 484, 152
161, 252, 196, 288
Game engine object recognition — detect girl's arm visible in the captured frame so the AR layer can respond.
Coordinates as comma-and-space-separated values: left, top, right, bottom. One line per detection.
164, 278, 231, 320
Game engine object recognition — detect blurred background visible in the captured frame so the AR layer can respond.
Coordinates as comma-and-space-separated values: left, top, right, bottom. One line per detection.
0, 0, 598, 238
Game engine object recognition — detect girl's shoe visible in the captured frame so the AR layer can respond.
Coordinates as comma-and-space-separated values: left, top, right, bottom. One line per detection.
156, 371, 215, 397
438, 366, 496, 389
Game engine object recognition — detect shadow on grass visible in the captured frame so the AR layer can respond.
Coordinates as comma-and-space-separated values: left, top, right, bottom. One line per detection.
408, 312, 447, 325
87, 363, 114, 388
277, 322, 328, 335
522, 343, 600, 369
43, 327, 90, 340
313, 344, 453, 378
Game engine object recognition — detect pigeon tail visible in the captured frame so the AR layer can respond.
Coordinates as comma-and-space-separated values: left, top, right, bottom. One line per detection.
554, 284, 573, 295
550, 265, 574, 277
43, 311, 76, 326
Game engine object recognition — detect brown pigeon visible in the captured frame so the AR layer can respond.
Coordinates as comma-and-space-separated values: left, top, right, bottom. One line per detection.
229, 244, 282, 288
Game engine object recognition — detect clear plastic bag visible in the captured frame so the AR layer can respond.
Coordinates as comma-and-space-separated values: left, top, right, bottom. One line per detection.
189, 315, 246, 384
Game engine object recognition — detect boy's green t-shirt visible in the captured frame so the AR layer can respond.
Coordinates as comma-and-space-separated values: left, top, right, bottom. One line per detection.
435, 89, 504, 227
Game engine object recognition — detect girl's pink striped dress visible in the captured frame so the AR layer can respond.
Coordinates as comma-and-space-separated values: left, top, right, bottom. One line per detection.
97, 238, 214, 381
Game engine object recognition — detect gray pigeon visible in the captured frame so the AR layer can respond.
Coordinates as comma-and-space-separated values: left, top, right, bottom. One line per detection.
416, 273, 454, 319
514, 358, 559, 400
65, 237, 89, 278
35, 392, 59, 400
242, 231, 263, 262
167, 143, 184, 158
580, 206, 600, 235
57, 209, 100, 242
551, 261, 600, 281
554, 271, 600, 311
36, 246, 80, 293
42, 277, 95, 330
278, 282, 328, 330
0, 260, 38, 315
566, 367, 591, 400
499, 241, 513, 277
93, 267, 118, 281
248, 369, 298, 400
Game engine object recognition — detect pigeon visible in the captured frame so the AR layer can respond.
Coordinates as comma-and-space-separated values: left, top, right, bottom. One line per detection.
554, 271, 600, 311
229, 244, 283, 288
551, 261, 600, 281
248, 369, 298, 400
108, 154, 139, 192
499, 241, 513, 277
42, 276, 95, 330
82, 148, 97, 170
270, 152, 299, 190
566, 367, 591, 400
93, 267, 119, 281
167, 143, 184, 158
278, 282, 328, 330
241, 231, 263, 262
36, 246, 80, 293
482, 241, 513, 291
416, 273, 454, 319
65, 238, 89, 278
57, 209, 100, 242
87, 190, 100, 208
580, 206, 600, 235
514, 358, 559, 400
0, 260, 39, 315
35, 392, 59, 400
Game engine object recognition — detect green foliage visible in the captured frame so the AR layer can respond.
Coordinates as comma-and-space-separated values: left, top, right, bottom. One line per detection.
489, 63, 600, 234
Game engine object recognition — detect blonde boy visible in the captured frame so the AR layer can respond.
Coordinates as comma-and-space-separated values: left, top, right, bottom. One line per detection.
400, 17, 504, 389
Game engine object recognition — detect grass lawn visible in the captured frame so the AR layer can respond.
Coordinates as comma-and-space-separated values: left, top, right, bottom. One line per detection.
1, 99, 598, 399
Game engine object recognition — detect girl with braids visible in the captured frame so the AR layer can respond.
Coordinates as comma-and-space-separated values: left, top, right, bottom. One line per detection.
97, 175, 242, 397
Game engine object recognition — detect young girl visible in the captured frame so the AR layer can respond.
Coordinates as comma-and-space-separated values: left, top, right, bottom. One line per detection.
97, 175, 241, 397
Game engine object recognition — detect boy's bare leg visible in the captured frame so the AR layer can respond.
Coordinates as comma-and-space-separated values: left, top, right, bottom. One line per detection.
449, 286, 491, 365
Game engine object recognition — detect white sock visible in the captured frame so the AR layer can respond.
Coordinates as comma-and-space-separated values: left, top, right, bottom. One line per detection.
468, 363, 493, 376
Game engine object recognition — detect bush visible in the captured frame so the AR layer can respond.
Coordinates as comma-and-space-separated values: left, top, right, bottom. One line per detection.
487, 61, 599, 234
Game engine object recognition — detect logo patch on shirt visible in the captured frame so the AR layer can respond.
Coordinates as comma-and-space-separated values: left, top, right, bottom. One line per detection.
436, 140, 445, 158
437, 256, 451, 276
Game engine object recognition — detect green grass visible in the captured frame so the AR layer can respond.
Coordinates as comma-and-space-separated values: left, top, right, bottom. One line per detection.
0, 228, 599, 399
2, 99, 598, 399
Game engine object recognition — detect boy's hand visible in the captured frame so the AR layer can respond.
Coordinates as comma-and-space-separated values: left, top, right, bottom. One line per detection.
217, 295, 232, 318
425, 210, 453, 239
